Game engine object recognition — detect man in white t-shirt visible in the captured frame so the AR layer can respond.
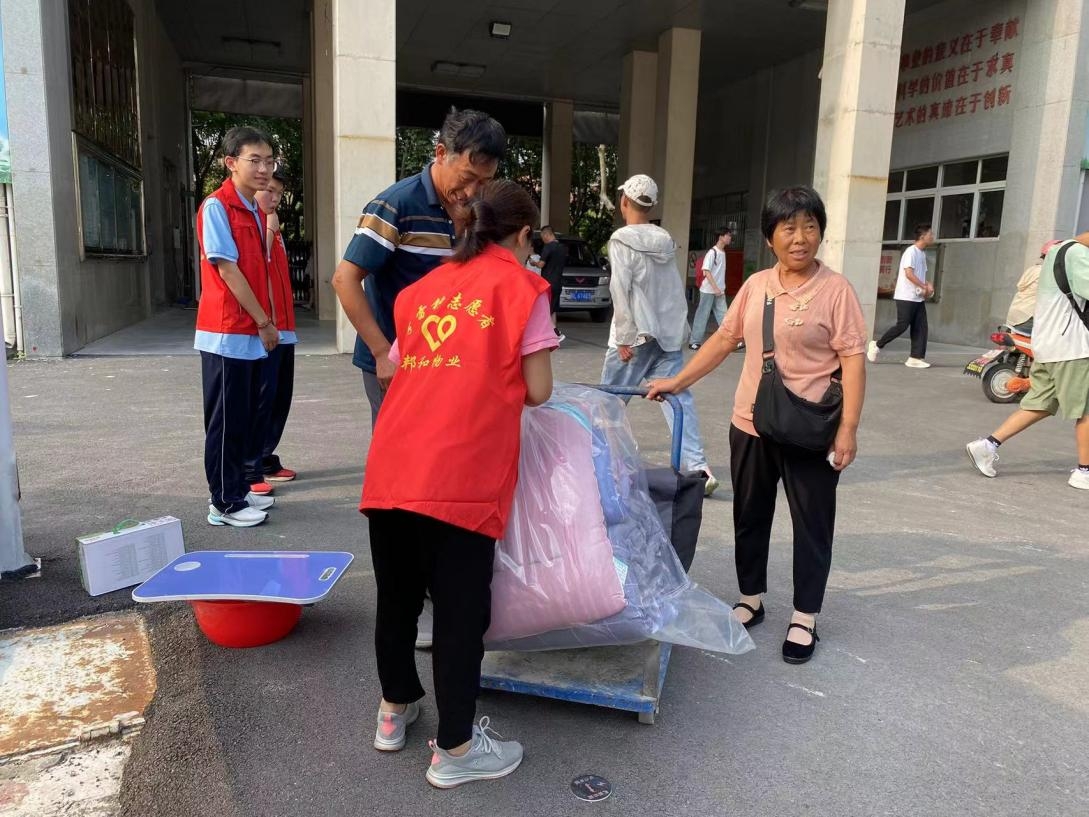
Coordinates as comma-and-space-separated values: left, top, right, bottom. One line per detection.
868, 222, 936, 368
688, 228, 732, 349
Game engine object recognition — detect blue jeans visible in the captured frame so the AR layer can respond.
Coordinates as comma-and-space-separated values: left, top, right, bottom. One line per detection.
689, 292, 727, 345
600, 340, 710, 473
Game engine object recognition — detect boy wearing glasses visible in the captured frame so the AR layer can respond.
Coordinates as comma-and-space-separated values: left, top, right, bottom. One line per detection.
194, 126, 280, 527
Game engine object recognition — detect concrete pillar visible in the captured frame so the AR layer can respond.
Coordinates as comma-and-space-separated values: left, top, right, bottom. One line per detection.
652, 28, 701, 278
812, 0, 906, 335
312, 0, 396, 351
540, 100, 573, 233
0, 309, 31, 573
997, 0, 1089, 280
618, 50, 658, 185
3, 0, 65, 357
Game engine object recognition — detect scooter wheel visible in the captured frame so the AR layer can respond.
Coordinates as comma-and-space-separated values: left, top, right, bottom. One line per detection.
982, 362, 1021, 403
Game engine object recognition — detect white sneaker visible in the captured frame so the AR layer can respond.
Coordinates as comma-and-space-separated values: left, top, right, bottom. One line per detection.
246, 492, 275, 511
556, 333, 566, 344
425, 717, 523, 789
1068, 469, 1089, 490
966, 439, 999, 478
207, 505, 268, 527
866, 340, 879, 362
904, 357, 931, 368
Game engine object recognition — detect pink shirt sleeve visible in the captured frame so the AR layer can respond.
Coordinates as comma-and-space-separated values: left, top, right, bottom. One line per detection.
521, 293, 559, 356
828, 282, 868, 356
388, 340, 401, 367
719, 274, 757, 342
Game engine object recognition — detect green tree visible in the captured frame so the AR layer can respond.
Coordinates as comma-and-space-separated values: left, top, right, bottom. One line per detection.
191, 111, 306, 242
570, 142, 617, 257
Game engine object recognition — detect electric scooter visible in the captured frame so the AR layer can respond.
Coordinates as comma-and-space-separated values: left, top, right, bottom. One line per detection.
964, 326, 1034, 403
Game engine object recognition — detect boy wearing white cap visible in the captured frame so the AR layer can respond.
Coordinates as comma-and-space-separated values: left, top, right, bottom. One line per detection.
601, 174, 720, 495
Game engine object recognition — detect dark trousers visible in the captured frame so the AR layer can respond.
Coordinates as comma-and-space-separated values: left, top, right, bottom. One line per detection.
244, 344, 295, 481
877, 299, 928, 359
729, 425, 840, 614
368, 509, 496, 750
201, 351, 261, 514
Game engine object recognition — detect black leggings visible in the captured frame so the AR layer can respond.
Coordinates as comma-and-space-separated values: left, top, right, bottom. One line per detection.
368, 509, 495, 749
877, 299, 928, 359
729, 425, 840, 614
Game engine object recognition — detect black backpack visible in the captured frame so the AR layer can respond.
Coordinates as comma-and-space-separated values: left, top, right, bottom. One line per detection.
1053, 242, 1089, 332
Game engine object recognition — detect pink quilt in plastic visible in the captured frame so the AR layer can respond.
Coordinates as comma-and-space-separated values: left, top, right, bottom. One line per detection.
485, 407, 626, 643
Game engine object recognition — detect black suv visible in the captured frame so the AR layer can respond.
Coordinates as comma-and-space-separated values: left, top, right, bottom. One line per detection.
532, 234, 612, 322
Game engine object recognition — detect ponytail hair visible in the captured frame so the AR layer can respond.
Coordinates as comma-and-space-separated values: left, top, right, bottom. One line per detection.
452, 180, 539, 263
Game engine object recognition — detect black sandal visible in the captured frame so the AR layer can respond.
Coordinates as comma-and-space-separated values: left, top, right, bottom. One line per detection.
782, 622, 820, 664
732, 601, 765, 629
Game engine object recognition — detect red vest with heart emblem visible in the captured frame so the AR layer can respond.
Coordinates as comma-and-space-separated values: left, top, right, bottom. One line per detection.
195, 179, 271, 335
269, 231, 296, 332
360, 243, 552, 538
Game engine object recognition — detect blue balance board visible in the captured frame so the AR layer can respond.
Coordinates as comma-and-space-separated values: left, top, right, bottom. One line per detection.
132, 551, 354, 605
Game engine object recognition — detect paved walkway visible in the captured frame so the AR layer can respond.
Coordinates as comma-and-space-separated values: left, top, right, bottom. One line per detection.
4, 320, 1087, 816
73, 306, 338, 357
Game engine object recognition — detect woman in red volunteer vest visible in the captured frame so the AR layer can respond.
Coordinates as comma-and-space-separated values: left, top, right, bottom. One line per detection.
360, 180, 556, 789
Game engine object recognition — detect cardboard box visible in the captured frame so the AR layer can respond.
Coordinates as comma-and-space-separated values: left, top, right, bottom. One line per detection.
77, 517, 185, 596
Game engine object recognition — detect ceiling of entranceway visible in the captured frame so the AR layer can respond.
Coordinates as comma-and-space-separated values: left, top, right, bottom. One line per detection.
155, 0, 947, 109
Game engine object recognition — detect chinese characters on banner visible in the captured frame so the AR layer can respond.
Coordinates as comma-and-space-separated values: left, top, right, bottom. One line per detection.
400, 292, 496, 372
894, 17, 1019, 129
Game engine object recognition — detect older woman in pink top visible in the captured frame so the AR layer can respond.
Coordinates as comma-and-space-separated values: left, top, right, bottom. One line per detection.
647, 187, 867, 664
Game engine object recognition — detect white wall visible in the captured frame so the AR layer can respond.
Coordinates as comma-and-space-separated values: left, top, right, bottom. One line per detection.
879, 0, 1033, 344
6, 0, 185, 355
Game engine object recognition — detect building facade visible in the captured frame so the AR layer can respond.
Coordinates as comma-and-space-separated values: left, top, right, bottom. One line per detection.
1, 0, 1086, 356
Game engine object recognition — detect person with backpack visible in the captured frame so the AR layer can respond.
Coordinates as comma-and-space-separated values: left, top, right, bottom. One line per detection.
967, 233, 1089, 489
688, 228, 732, 350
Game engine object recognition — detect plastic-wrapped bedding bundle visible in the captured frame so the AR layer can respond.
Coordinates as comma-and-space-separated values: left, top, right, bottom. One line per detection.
484, 383, 754, 656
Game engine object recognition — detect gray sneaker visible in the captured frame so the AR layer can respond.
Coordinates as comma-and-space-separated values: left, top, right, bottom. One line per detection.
373, 701, 420, 752
966, 438, 998, 478
425, 717, 523, 788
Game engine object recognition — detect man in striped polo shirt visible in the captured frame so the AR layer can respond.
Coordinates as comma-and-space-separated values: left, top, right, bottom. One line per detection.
332, 108, 507, 426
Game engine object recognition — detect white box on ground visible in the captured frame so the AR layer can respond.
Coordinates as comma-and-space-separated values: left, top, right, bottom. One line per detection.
77, 517, 185, 596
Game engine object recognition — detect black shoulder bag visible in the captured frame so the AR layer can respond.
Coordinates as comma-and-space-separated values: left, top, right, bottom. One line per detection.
752, 294, 844, 451
1053, 241, 1089, 333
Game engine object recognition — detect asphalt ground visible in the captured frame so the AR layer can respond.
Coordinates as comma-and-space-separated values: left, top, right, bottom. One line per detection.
4, 317, 1088, 816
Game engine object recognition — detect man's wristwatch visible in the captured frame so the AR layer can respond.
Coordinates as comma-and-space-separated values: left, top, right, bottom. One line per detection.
256, 318, 273, 330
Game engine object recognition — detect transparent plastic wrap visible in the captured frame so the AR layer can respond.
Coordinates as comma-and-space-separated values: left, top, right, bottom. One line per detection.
484, 383, 754, 656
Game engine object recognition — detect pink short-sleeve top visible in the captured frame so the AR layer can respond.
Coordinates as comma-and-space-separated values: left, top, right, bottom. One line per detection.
718, 262, 867, 437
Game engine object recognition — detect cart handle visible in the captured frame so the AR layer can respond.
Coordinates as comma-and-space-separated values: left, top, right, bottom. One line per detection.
588, 385, 684, 474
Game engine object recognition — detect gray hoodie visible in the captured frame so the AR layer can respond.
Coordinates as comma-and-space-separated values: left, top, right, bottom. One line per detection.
607, 224, 689, 351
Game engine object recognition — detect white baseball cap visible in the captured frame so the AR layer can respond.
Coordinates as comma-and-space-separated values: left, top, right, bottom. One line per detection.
617, 174, 658, 207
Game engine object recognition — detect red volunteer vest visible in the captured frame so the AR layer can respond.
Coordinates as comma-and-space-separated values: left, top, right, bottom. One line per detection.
195, 179, 271, 335
269, 232, 296, 332
360, 244, 552, 538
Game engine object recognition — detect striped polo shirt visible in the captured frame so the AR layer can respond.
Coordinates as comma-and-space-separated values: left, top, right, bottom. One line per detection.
343, 163, 455, 373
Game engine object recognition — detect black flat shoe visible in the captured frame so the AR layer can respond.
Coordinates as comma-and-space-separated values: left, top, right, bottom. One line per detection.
782, 622, 819, 664
732, 601, 765, 629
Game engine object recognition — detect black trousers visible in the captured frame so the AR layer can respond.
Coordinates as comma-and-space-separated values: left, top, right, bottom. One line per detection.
368, 509, 496, 750
729, 425, 840, 614
243, 343, 296, 481
201, 351, 261, 514
876, 299, 928, 359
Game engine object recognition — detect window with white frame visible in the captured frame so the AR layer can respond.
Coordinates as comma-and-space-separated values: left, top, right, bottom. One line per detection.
884, 155, 1007, 242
